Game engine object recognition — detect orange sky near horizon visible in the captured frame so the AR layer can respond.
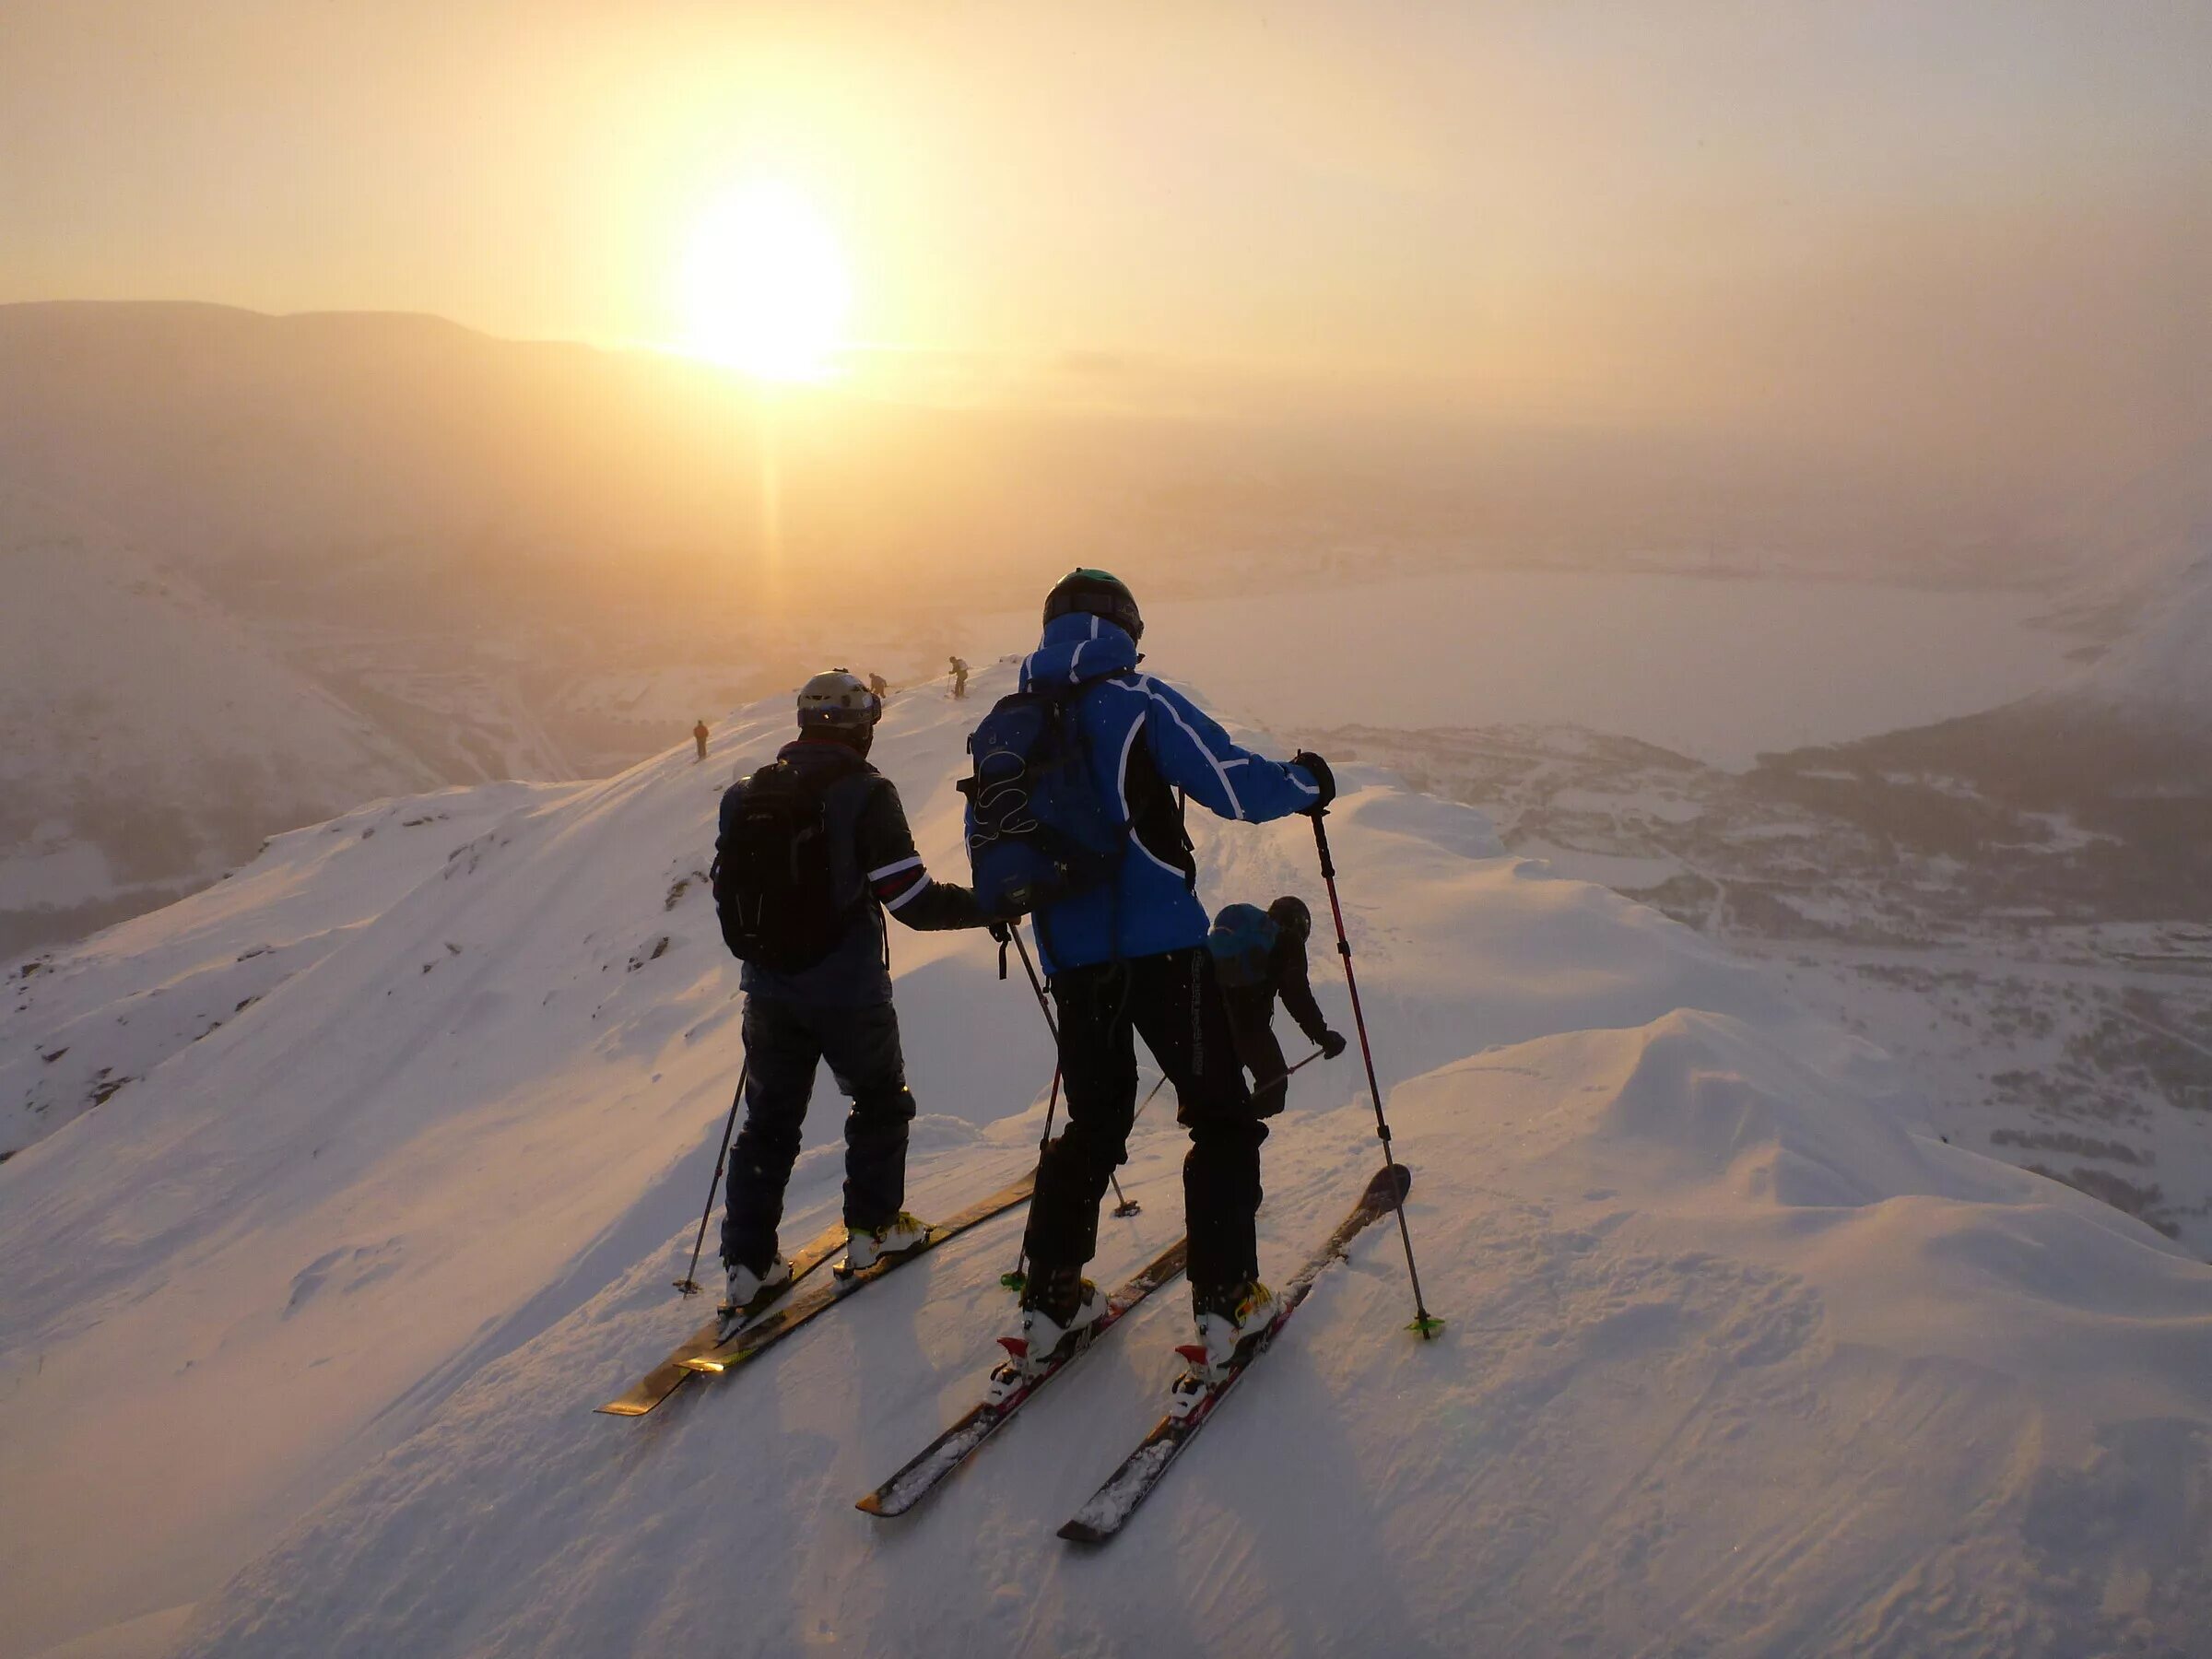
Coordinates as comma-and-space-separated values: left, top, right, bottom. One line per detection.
3, 1, 2208, 465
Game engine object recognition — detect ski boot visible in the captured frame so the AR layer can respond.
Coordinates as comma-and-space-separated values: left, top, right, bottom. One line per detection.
840, 1211, 928, 1276
716, 1255, 794, 1340
1171, 1279, 1279, 1416
991, 1264, 1106, 1403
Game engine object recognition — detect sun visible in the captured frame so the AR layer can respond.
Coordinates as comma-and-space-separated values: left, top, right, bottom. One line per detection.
677, 181, 852, 382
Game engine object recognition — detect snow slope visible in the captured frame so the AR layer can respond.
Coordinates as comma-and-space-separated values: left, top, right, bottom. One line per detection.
0, 486, 442, 954
3, 781, 571, 1158
2067, 550, 2212, 730
3, 667, 2208, 1658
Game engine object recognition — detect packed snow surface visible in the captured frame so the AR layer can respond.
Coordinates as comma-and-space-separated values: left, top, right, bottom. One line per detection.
3, 667, 2208, 1659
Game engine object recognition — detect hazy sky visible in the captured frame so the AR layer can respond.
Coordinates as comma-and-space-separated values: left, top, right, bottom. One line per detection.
4, 1, 2208, 463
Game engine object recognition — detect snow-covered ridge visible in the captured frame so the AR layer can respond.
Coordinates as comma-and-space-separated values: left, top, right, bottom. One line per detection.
3, 781, 574, 1159
2, 666, 2208, 1658
2062, 550, 2212, 729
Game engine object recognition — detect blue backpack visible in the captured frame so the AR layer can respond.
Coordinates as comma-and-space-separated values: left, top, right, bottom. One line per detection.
1206, 902, 1279, 989
959, 688, 1128, 918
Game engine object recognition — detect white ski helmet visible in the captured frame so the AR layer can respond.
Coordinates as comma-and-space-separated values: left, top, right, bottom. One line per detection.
795, 668, 883, 734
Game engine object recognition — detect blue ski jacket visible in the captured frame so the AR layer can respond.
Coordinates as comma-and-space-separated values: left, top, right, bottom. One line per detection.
1006, 614, 1324, 973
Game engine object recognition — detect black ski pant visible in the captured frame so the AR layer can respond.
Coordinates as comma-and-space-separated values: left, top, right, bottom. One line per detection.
1222, 986, 1291, 1120
722, 994, 916, 1275
1024, 947, 1266, 1298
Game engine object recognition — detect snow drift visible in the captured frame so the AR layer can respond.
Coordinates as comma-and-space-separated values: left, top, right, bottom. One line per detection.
3, 665, 2208, 1659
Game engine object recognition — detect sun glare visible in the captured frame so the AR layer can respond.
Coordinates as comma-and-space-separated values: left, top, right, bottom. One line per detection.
677, 181, 851, 382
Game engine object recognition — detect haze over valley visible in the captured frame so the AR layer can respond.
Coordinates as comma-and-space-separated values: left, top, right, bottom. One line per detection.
6, 296, 2195, 953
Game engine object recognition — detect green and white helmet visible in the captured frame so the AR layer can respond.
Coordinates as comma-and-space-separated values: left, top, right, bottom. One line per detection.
796, 668, 883, 733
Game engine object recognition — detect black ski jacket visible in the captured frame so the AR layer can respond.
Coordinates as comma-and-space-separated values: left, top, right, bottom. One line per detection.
1227, 933, 1330, 1047
718, 738, 986, 1007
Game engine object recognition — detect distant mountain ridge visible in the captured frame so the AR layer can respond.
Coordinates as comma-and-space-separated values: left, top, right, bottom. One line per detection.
0, 484, 442, 952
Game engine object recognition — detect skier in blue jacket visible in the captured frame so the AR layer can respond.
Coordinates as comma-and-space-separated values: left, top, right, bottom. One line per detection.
992, 570, 1336, 1382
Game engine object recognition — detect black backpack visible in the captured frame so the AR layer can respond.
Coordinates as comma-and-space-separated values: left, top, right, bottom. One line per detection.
712, 760, 852, 973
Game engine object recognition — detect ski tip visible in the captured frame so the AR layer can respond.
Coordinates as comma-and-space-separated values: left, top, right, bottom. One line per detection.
997, 1335, 1030, 1359
853, 1493, 887, 1516
1372, 1162, 1413, 1205
1172, 1344, 1209, 1366
1057, 1520, 1111, 1547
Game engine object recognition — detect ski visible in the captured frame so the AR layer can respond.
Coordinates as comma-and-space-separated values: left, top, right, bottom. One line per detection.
1056, 1163, 1412, 1545
674, 1171, 1034, 1377
595, 1218, 849, 1417
596, 1172, 1034, 1417
856, 1236, 1190, 1519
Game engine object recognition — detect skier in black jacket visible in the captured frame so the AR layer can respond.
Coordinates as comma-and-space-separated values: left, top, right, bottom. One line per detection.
711, 669, 994, 1335
1216, 897, 1347, 1118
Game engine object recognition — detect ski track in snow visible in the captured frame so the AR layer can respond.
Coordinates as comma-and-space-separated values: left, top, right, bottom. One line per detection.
1, 664, 2208, 1659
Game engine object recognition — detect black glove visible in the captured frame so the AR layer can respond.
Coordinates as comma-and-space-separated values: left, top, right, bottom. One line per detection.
988, 919, 1016, 944
1320, 1030, 1348, 1060
1290, 749, 1336, 815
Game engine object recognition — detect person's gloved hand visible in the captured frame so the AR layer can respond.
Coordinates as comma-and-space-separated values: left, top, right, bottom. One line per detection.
1320, 1030, 1348, 1060
1290, 749, 1336, 815
988, 918, 1017, 944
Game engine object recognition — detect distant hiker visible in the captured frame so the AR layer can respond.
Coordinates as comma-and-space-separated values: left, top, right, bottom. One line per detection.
949, 655, 970, 699
693, 719, 711, 762
710, 669, 998, 1335
868, 672, 889, 701
964, 569, 1334, 1391
1206, 897, 1347, 1117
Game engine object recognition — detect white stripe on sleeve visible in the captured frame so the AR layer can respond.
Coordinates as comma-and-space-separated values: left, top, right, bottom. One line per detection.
884, 876, 934, 912
1142, 677, 1243, 818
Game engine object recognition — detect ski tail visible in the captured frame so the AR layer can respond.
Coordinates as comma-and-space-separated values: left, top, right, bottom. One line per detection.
1056, 1164, 1411, 1545
596, 1172, 1034, 1417
679, 1173, 1036, 1379
594, 1217, 847, 1417
856, 1236, 1190, 1519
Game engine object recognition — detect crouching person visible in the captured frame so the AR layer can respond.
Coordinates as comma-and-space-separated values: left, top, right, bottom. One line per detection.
1207, 896, 1347, 1118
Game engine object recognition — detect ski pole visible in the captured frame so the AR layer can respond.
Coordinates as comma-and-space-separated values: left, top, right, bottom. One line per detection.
1311, 811, 1442, 1338
1112, 1073, 1176, 1217
1000, 1064, 1062, 1292
675, 1057, 747, 1297
1008, 927, 1138, 1218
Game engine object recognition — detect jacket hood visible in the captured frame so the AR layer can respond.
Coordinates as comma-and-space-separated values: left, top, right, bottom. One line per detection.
1019, 614, 1141, 693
